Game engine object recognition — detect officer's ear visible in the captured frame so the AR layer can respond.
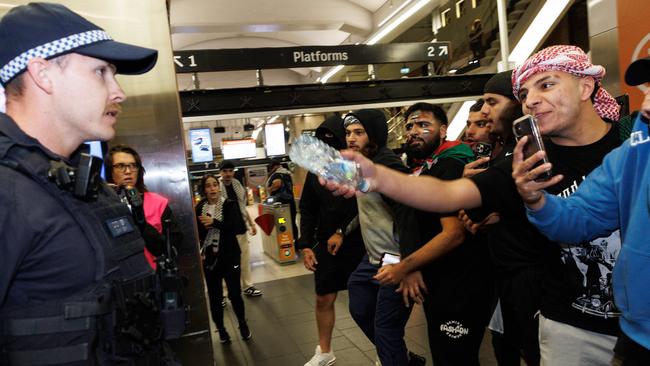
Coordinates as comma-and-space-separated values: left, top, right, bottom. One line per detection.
25, 58, 54, 94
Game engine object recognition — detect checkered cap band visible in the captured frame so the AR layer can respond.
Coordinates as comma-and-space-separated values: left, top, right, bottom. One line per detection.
512, 45, 620, 121
0, 30, 112, 84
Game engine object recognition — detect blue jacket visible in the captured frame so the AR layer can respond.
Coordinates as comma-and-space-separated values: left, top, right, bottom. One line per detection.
527, 115, 650, 350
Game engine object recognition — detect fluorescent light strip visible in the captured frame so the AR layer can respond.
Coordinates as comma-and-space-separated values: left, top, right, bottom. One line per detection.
367, 0, 431, 45
320, 0, 430, 83
508, 0, 571, 64
320, 65, 344, 83
448, 1, 571, 139
447, 101, 474, 140
377, 0, 413, 28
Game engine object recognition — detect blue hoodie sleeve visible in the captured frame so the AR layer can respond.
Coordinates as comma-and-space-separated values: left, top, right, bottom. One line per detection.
527, 144, 623, 243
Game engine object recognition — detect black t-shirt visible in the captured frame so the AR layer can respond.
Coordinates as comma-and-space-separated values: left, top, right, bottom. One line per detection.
416, 157, 493, 306
471, 123, 622, 335
539, 124, 622, 335
225, 184, 247, 235
470, 157, 554, 274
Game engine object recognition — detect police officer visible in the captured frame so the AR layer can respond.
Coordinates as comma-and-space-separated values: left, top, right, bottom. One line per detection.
0, 3, 170, 365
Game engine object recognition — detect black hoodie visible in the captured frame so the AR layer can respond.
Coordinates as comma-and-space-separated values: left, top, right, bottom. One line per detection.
296, 115, 363, 252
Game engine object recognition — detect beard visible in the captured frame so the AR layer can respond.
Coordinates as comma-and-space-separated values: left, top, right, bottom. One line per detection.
405, 134, 441, 160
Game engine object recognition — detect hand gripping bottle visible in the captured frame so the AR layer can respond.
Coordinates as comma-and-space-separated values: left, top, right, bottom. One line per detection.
289, 135, 369, 192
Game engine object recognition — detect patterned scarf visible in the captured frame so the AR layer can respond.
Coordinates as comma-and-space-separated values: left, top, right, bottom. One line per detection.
512, 45, 620, 121
200, 197, 224, 256
220, 179, 248, 225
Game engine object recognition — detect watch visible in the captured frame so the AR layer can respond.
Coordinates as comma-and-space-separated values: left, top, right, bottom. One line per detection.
335, 228, 344, 236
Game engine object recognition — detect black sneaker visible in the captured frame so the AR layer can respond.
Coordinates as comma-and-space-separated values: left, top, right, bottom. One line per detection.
243, 286, 262, 297
239, 321, 252, 341
408, 351, 426, 366
217, 328, 231, 344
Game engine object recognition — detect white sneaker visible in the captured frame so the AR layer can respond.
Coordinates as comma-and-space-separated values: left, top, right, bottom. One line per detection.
305, 345, 336, 366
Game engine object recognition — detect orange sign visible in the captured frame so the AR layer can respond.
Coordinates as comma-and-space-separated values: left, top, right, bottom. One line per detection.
617, 0, 650, 109
278, 233, 293, 245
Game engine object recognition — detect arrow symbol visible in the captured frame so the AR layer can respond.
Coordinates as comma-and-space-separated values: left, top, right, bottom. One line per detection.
438, 46, 449, 57
173, 56, 184, 67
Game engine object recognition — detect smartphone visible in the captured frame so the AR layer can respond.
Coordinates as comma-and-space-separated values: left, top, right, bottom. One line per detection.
473, 142, 492, 168
512, 114, 552, 181
380, 252, 401, 267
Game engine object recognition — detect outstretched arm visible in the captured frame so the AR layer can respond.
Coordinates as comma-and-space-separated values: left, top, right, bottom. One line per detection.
323, 150, 483, 213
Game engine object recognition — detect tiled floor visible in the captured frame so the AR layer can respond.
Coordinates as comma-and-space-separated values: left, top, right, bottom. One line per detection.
213, 274, 501, 366
204, 206, 503, 365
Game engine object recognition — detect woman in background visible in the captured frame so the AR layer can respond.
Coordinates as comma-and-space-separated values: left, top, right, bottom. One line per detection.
195, 174, 251, 344
105, 144, 182, 268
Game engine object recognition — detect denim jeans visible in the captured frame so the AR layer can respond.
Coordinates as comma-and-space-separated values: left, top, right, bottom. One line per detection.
348, 256, 412, 366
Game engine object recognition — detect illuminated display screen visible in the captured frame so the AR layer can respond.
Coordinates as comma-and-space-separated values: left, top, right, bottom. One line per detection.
189, 128, 214, 163
222, 138, 257, 160
265, 123, 286, 156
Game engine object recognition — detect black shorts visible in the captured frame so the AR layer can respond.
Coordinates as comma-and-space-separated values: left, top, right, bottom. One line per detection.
313, 237, 364, 296
422, 263, 494, 366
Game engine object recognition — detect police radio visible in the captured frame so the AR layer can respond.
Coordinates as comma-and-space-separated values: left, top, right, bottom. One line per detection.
157, 218, 188, 339
48, 153, 103, 201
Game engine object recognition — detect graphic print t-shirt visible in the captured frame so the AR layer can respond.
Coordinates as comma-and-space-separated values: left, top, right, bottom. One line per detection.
541, 124, 623, 335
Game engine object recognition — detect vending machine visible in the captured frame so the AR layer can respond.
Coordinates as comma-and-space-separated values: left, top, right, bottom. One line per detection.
256, 203, 295, 264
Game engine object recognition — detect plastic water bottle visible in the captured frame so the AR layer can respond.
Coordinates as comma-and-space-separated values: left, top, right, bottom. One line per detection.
290, 135, 369, 192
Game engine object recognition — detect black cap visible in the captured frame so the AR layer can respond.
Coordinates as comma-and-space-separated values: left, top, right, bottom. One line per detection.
220, 160, 235, 170
0, 3, 158, 86
483, 70, 515, 100
624, 57, 650, 86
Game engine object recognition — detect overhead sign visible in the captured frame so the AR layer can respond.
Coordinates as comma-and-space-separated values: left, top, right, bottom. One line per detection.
174, 42, 450, 73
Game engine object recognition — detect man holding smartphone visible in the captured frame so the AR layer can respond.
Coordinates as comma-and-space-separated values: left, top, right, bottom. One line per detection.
513, 56, 650, 366
374, 103, 493, 366
323, 45, 629, 366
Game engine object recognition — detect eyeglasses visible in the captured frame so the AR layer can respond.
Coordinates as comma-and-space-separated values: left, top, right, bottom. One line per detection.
112, 163, 139, 172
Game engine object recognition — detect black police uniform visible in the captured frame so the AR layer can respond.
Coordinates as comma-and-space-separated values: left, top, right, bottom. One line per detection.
0, 113, 169, 365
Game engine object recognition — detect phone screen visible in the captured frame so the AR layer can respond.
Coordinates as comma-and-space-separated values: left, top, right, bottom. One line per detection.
473, 142, 492, 168
512, 115, 552, 181
380, 253, 401, 267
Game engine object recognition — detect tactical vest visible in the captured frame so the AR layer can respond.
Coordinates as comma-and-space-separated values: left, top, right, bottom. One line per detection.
0, 143, 166, 365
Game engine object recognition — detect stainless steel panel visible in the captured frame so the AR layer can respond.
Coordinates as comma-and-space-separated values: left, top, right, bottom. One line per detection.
587, 0, 618, 37
1, 1, 213, 363
590, 28, 621, 97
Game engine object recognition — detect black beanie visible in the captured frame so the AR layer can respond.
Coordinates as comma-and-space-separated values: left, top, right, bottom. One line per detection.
483, 70, 515, 100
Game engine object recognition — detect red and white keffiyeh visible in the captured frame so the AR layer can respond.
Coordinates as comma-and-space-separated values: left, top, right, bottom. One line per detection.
512, 45, 620, 121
